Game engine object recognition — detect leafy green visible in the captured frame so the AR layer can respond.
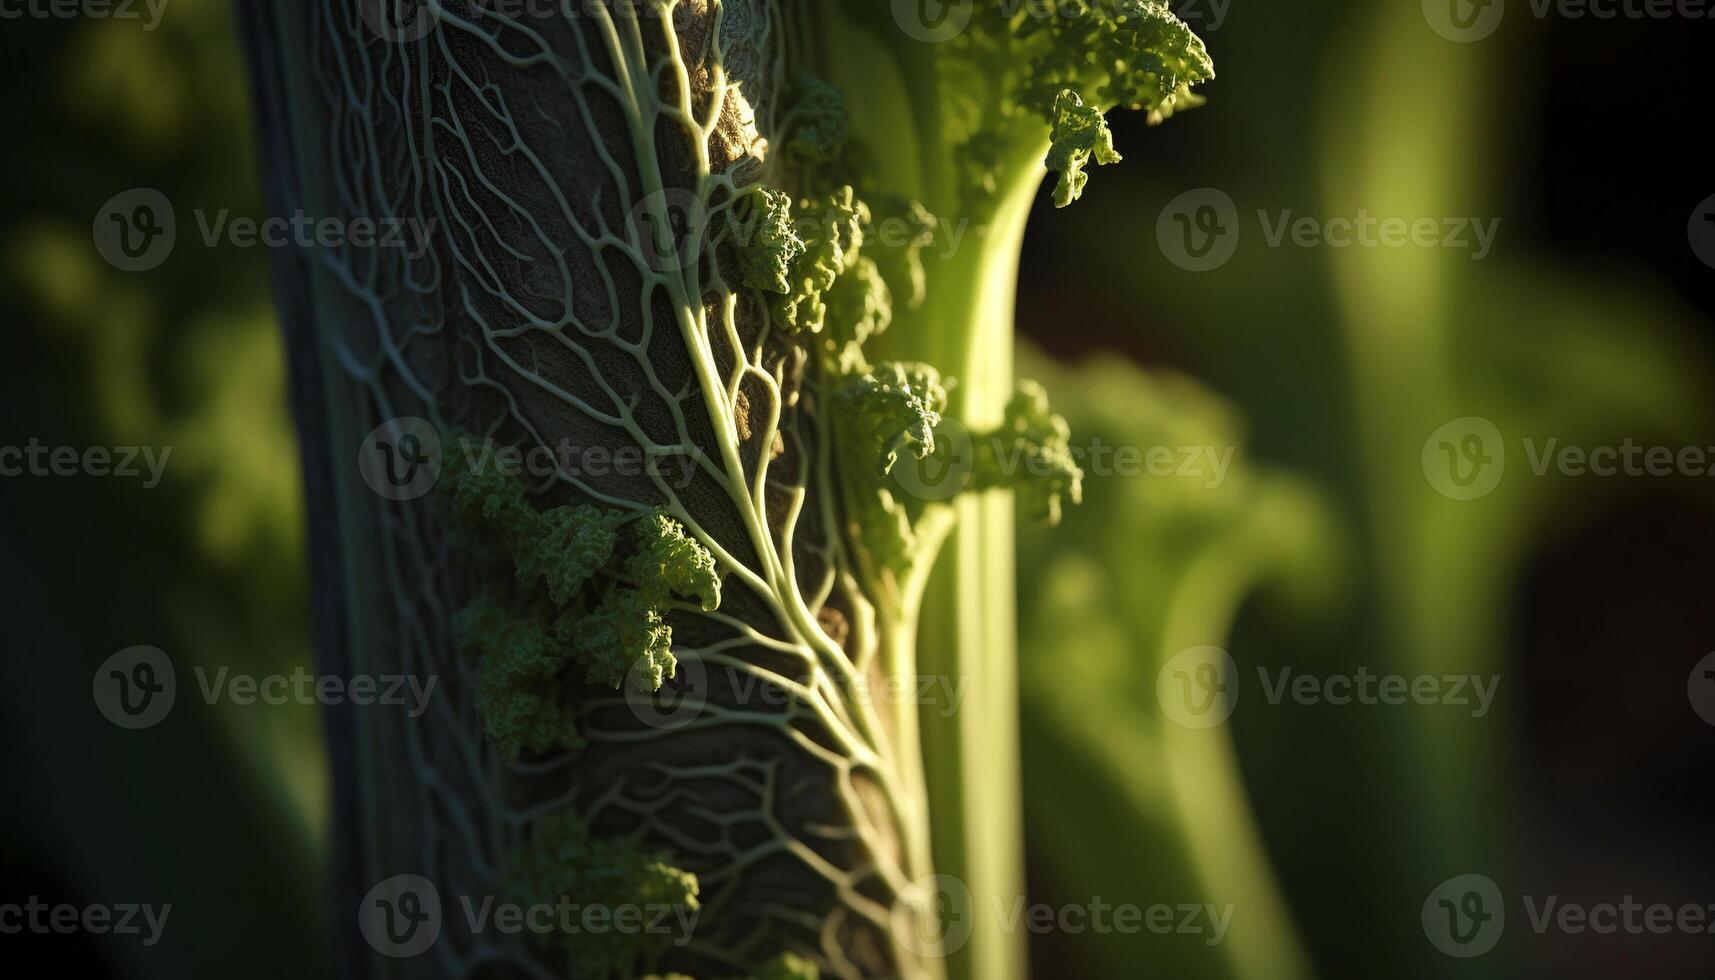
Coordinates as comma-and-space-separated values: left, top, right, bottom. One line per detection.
628, 511, 722, 613
1044, 91, 1121, 208
454, 592, 581, 762
733, 186, 804, 295
502, 812, 699, 979
974, 380, 1084, 523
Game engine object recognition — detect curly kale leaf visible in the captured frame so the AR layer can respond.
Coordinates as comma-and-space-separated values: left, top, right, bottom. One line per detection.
453, 592, 581, 762
1044, 90, 1121, 208
733, 186, 805, 295
975, 380, 1085, 524
442, 441, 722, 742
503, 812, 699, 979
836, 361, 948, 476
1019, 1, 1212, 204
628, 511, 723, 612
780, 75, 848, 165
778, 186, 868, 334
446, 443, 624, 606
573, 586, 675, 692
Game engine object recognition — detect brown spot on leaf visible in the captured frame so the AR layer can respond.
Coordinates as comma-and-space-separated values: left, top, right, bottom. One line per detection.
734, 388, 753, 441
817, 605, 850, 648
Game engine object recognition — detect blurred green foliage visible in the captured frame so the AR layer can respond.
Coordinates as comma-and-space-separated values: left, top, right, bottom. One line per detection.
0, 1, 326, 975
1013, 4, 1715, 980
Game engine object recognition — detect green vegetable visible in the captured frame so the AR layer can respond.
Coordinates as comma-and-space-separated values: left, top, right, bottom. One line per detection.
241, 1, 1210, 976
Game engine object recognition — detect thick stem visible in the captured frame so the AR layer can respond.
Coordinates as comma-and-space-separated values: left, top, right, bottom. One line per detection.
879, 166, 1042, 980
807, 8, 1051, 976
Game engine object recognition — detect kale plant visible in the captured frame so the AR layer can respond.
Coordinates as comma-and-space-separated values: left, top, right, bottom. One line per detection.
239, 2, 1210, 976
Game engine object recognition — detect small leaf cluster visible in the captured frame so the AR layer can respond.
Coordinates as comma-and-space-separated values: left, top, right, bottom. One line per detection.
442, 441, 722, 762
